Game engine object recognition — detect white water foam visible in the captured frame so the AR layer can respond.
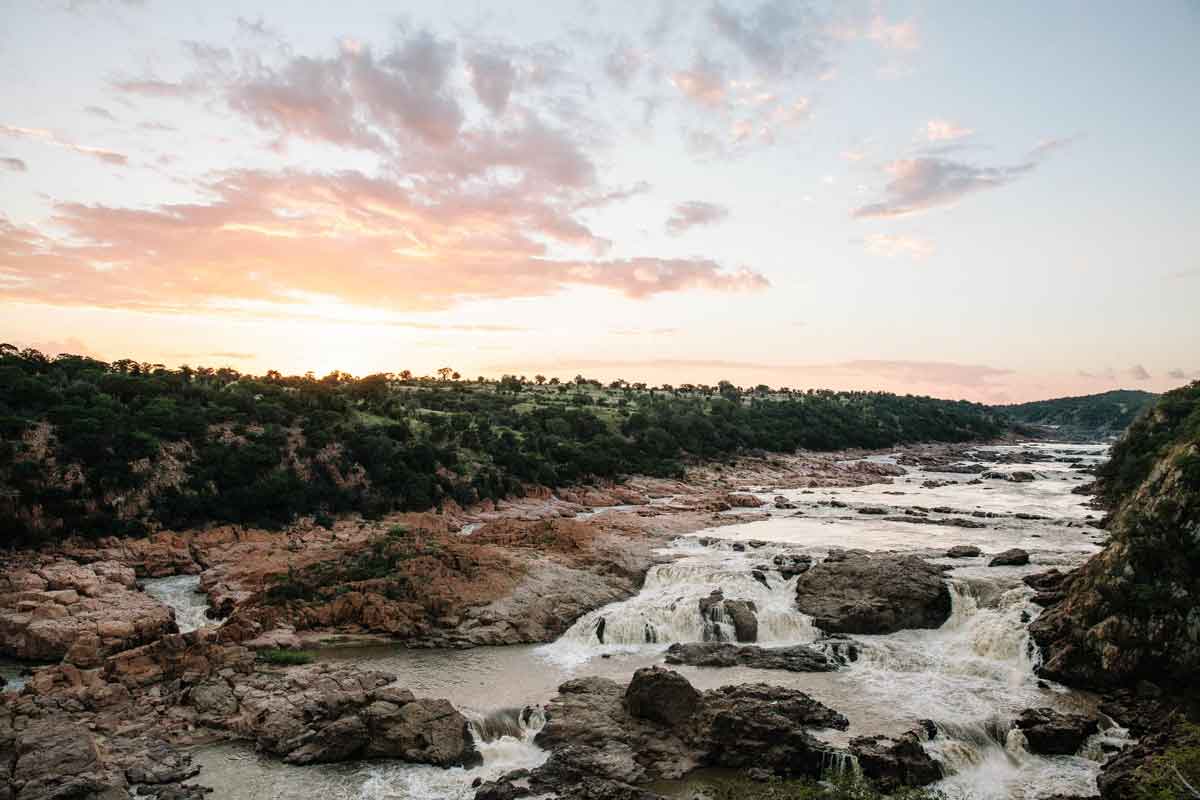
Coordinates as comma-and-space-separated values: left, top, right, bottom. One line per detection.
142, 574, 212, 633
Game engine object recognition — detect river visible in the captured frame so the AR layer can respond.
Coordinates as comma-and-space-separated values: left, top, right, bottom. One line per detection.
182, 442, 1123, 799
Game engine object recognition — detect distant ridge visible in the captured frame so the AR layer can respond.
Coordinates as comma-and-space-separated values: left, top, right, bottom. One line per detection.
994, 389, 1158, 440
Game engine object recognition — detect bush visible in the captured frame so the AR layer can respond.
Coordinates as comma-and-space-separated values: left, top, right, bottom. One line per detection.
256, 649, 316, 666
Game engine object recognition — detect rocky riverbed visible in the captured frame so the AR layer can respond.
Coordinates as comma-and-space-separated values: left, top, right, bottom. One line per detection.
0, 442, 1142, 799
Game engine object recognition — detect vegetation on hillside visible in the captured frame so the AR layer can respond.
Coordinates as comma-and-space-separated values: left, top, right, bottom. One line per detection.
994, 389, 1158, 439
0, 345, 1005, 548
1030, 380, 1200, 689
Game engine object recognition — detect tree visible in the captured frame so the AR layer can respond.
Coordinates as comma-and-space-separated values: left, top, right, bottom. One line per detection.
437, 367, 454, 382
400, 370, 413, 380
548, 377, 560, 386
535, 375, 546, 385
452, 371, 461, 381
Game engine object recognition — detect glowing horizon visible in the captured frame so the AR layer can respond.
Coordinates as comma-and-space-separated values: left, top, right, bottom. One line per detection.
2, 2, 1198, 403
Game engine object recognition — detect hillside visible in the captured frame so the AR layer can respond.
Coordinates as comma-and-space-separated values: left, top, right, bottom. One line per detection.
0, 347, 1006, 548
995, 389, 1158, 440
1031, 380, 1200, 689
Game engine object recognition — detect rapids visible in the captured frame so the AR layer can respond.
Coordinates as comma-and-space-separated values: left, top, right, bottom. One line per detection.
191, 442, 1124, 799
142, 574, 213, 633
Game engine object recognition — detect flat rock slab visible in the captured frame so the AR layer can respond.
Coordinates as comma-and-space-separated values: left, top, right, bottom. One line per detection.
664, 641, 849, 672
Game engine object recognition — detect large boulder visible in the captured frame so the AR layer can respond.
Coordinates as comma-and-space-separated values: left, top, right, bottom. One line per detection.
793, 553, 951, 634
1014, 708, 1099, 755
849, 732, 943, 790
945, 545, 982, 558
989, 548, 1030, 567
772, 553, 812, 579
624, 667, 701, 728
191, 664, 481, 767
481, 670, 868, 800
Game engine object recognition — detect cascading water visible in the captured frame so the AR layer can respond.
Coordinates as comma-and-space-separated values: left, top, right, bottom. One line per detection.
142, 574, 212, 633
541, 543, 820, 667
189, 441, 1126, 799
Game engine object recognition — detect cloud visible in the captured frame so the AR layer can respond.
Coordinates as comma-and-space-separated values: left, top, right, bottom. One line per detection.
862, 233, 935, 260
925, 119, 972, 142
665, 201, 730, 235
112, 78, 204, 98
708, 0, 828, 77
1168, 368, 1188, 380
671, 54, 728, 107
466, 50, 517, 115
852, 156, 1035, 219
0, 168, 766, 315
865, 15, 919, 51
603, 42, 643, 89
1128, 364, 1151, 381
0, 157, 26, 172
0, 125, 127, 165
1078, 368, 1116, 380
226, 33, 463, 150
83, 105, 117, 121
1029, 134, 1082, 161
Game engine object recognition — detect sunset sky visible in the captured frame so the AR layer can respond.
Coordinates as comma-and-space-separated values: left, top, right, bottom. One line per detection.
2, 0, 1197, 403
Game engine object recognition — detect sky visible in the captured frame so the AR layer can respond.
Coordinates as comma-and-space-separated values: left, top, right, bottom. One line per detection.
1, 0, 1198, 403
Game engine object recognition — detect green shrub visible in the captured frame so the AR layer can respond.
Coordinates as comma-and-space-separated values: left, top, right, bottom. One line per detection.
256, 649, 316, 666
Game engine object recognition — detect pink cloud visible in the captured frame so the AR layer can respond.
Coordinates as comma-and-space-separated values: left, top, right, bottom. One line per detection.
0, 168, 767, 314
925, 119, 973, 142
862, 233, 935, 260
665, 201, 730, 235
0, 125, 128, 166
671, 55, 728, 107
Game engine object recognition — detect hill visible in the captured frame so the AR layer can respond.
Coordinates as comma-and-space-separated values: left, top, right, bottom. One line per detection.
994, 389, 1158, 439
0, 347, 1005, 548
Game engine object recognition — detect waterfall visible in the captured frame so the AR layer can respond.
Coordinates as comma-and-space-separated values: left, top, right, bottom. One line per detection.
540, 549, 820, 666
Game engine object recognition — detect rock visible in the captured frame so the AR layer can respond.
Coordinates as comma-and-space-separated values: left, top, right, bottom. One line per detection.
0, 558, 176, 665
771, 553, 812, 579
857, 506, 889, 515
725, 494, 764, 508
1014, 708, 1099, 755
945, 545, 982, 558
772, 496, 796, 510
664, 642, 839, 672
1023, 569, 1067, 606
189, 663, 480, 767
793, 553, 952, 634
692, 683, 848, 775
698, 590, 758, 643
849, 732, 943, 790
989, 548, 1030, 567
500, 670, 853, 799
624, 667, 701, 728
10, 722, 126, 800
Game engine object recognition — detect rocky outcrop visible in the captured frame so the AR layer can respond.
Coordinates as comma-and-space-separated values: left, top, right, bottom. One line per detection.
772, 553, 812, 579
663, 641, 854, 672
0, 559, 175, 666
848, 731, 944, 791
988, 548, 1030, 567
945, 545, 982, 558
1030, 383, 1200, 690
188, 664, 480, 766
793, 553, 951, 634
1014, 707, 1099, 755
698, 590, 757, 642
474, 668, 882, 800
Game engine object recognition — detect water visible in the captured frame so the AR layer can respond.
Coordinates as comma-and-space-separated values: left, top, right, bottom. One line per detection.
142, 574, 213, 633
190, 442, 1120, 799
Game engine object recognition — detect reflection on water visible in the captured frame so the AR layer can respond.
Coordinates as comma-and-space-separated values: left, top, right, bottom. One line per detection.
192, 442, 1120, 799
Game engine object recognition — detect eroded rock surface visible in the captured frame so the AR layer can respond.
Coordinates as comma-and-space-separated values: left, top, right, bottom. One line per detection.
0, 558, 175, 666
473, 668, 939, 800
1014, 707, 1099, 755
793, 553, 951, 634
664, 641, 854, 672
